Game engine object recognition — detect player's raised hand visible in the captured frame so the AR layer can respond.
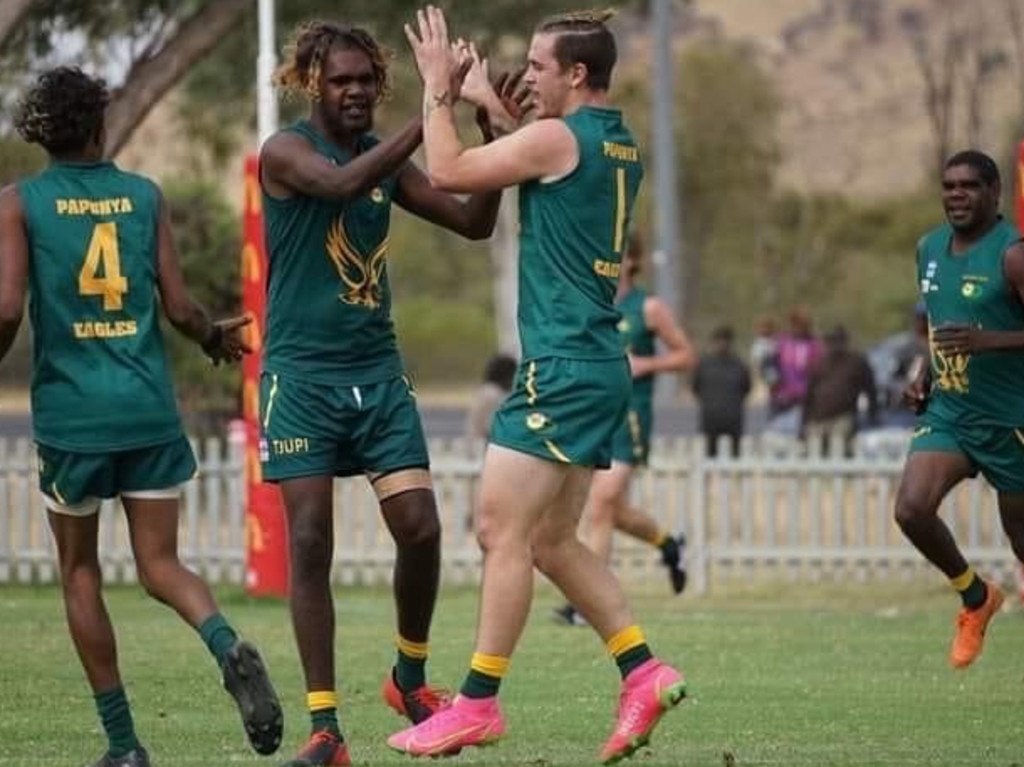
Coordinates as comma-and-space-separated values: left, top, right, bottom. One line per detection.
458, 41, 494, 107
202, 314, 254, 365
405, 5, 455, 95
474, 67, 533, 138
495, 67, 533, 123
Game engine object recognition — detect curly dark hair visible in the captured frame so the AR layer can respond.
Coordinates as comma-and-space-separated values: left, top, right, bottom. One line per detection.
273, 20, 390, 103
14, 67, 109, 155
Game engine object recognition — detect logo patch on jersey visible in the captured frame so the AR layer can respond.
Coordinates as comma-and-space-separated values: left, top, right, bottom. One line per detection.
961, 281, 980, 298
370, 187, 386, 204
617, 318, 631, 333
325, 214, 389, 309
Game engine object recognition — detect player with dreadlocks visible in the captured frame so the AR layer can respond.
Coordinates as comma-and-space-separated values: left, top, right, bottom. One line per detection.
258, 20, 517, 766
390, 7, 687, 762
0, 67, 282, 767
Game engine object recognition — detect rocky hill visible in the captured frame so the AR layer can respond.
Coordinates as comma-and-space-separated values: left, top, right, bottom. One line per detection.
696, 0, 1024, 196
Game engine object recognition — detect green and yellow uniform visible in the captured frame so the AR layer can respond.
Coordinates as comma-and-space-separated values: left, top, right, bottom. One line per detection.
17, 161, 194, 511
259, 121, 428, 481
911, 217, 1024, 491
610, 287, 655, 465
491, 106, 643, 467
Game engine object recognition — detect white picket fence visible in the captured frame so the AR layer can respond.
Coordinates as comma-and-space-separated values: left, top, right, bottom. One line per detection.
0, 433, 1016, 593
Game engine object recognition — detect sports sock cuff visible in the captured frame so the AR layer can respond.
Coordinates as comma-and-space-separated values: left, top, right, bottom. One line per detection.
607, 625, 647, 657
307, 690, 339, 712
397, 635, 429, 659
950, 568, 976, 592
470, 652, 510, 678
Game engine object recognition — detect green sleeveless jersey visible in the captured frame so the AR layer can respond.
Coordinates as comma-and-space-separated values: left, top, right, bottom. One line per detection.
916, 217, 1024, 426
617, 287, 655, 402
17, 161, 182, 450
262, 121, 401, 385
517, 106, 643, 360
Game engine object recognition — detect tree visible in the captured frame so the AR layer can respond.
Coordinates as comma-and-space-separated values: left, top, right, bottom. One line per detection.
0, 0, 34, 47
899, 1, 1008, 175
162, 179, 244, 431
0, 0, 250, 158
620, 40, 781, 330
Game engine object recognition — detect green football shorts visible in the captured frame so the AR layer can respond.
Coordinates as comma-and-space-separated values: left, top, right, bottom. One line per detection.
258, 371, 430, 483
490, 356, 631, 469
610, 400, 653, 466
37, 435, 197, 516
909, 412, 1024, 493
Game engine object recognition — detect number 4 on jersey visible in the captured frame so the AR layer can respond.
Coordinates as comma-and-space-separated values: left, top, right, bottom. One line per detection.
79, 222, 128, 311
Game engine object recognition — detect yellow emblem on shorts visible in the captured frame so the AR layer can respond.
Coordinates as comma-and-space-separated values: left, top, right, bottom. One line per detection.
370, 187, 385, 203
526, 412, 548, 431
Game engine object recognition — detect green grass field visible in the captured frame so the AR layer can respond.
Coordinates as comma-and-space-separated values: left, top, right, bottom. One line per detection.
1, 581, 1022, 766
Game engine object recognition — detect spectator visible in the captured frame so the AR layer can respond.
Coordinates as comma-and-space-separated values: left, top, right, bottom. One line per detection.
749, 315, 778, 393
802, 324, 878, 454
465, 353, 518, 444
464, 353, 517, 531
692, 326, 751, 457
769, 308, 825, 415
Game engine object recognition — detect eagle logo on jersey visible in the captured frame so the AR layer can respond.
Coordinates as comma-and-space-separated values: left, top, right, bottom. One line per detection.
325, 215, 389, 309
931, 345, 969, 394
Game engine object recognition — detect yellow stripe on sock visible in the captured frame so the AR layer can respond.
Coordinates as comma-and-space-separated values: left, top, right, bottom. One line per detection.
470, 652, 510, 678
606, 625, 647, 657
950, 568, 976, 592
397, 635, 429, 659
307, 690, 338, 712
649, 531, 669, 547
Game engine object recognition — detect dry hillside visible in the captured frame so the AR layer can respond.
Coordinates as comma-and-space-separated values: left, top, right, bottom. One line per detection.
118, 0, 1024, 202
698, 0, 1024, 196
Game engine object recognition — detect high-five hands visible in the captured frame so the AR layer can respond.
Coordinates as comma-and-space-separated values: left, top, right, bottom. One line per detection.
405, 6, 457, 98
406, 5, 533, 138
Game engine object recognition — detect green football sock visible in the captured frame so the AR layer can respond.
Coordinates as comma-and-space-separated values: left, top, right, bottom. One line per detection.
95, 686, 139, 758
197, 613, 238, 669
460, 653, 509, 699
308, 691, 342, 737
395, 635, 428, 692
951, 569, 988, 610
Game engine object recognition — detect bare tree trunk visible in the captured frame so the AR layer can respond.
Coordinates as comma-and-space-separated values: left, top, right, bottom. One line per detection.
490, 194, 520, 358
1006, 0, 1024, 114
905, 7, 963, 175
0, 0, 34, 50
104, 0, 250, 158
